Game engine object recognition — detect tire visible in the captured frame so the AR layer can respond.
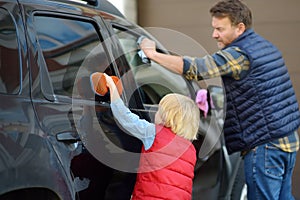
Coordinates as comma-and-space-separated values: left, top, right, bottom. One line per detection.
0, 189, 60, 200
231, 161, 247, 200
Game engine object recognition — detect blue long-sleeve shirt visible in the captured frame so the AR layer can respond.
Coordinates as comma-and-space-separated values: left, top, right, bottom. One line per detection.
110, 98, 155, 150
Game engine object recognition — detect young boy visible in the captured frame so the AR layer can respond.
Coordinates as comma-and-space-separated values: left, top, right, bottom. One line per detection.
104, 73, 200, 200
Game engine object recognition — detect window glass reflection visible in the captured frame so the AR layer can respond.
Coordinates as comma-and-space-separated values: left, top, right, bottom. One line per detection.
34, 16, 111, 98
0, 8, 20, 94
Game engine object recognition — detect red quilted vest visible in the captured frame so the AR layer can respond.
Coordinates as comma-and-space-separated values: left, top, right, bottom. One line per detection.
132, 125, 196, 200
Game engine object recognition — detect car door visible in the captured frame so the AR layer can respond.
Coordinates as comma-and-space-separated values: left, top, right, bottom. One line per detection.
24, 1, 147, 199
0, 0, 54, 198
26, 9, 102, 200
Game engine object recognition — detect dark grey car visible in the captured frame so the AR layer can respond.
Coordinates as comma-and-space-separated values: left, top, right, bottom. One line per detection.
0, 0, 246, 199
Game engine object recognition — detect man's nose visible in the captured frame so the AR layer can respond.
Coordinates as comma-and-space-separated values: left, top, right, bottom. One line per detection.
212, 30, 218, 39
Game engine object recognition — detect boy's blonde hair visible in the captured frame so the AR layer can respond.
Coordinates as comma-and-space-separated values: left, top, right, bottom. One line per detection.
158, 93, 200, 141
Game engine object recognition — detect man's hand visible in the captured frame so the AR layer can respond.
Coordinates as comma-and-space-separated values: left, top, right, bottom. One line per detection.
140, 38, 157, 59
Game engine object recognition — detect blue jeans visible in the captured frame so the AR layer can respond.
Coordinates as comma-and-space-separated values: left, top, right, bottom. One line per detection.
244, 142, 297, 200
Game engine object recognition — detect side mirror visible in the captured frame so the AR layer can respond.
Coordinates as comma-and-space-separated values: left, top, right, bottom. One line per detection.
208, 85, 225, 110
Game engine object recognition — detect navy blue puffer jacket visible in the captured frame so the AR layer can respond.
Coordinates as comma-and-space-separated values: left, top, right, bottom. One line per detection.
223, 29, 300, 154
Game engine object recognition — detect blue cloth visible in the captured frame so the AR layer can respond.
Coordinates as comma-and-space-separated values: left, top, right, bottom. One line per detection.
137, 36, 151, 65
244, 142, 297, 200
110, 98, 155, 150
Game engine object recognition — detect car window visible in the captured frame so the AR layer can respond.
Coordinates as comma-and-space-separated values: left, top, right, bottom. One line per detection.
34, 15, 113, 100
0, 8, 20, 94
112, 26, 189, 106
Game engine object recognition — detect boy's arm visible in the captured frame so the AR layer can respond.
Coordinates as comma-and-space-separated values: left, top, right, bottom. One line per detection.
104, 74, 155, 150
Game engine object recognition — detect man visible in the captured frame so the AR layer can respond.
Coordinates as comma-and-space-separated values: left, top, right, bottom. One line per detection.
139, 0, 300, 199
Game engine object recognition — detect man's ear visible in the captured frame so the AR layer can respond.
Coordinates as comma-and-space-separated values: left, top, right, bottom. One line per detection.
237, 22, 246, 36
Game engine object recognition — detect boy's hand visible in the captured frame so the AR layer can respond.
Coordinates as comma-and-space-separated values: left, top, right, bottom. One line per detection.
103, 73, 120, 101
103, 73, 115, 89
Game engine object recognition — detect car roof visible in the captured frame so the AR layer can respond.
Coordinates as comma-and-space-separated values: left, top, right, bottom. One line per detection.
49, 0, 125, 18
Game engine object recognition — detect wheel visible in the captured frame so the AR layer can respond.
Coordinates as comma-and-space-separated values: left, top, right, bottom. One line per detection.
0, 188, 60, 200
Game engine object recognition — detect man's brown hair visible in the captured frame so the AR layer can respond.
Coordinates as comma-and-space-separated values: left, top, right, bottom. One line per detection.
210, 0, 252, 29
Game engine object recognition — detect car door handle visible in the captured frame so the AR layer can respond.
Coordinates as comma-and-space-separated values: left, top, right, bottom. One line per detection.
56, 131, 80, 143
